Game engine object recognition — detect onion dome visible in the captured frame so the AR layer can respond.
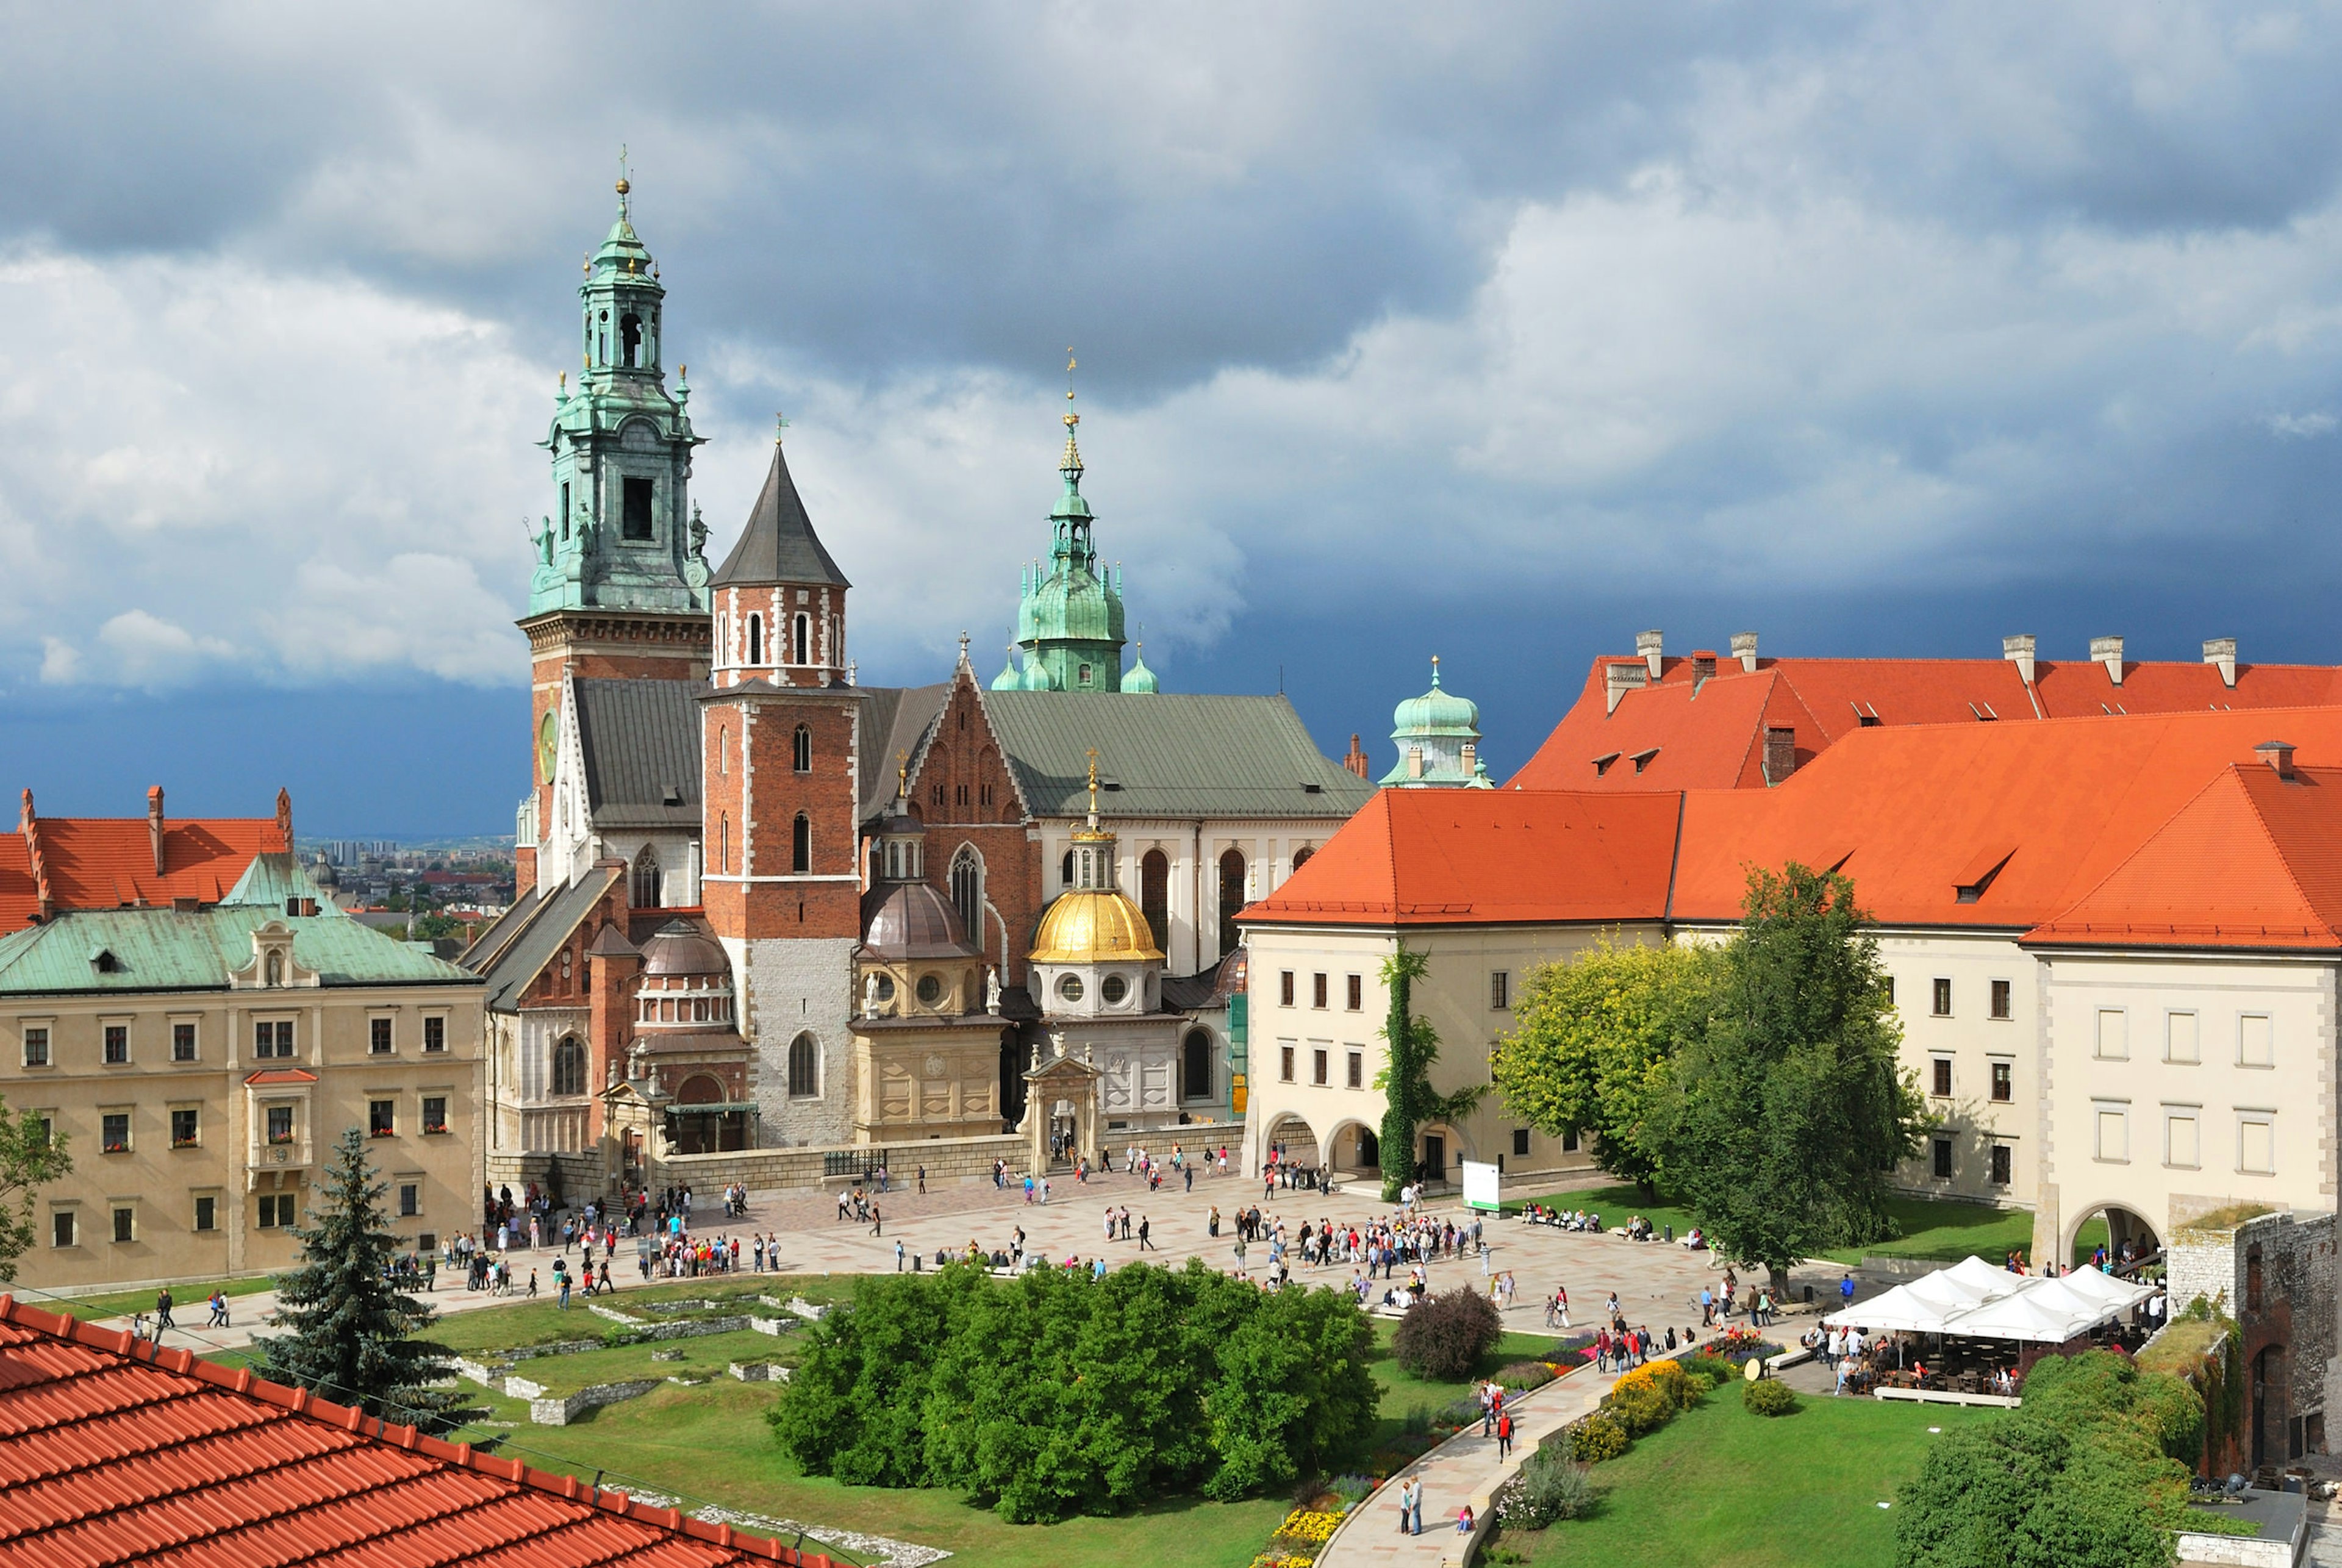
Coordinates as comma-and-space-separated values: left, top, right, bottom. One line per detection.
1028, 750, 1162, 964
992, 643, 1025, 691
1391, 656, 1480, 738
639, 921, 726, 978
1124, 642, 1159, 695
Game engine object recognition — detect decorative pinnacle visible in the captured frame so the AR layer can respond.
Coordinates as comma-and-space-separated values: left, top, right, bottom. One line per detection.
1431, 654, 1442, 687
616, 145, 631, 212
1060, 348, 1084, 475
775, 410, 789, 445
897, 750, 910, 800
1085, 746, 1101, 826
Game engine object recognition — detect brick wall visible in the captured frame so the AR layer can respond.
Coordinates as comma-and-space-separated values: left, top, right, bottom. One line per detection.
908, 675, 1042, 981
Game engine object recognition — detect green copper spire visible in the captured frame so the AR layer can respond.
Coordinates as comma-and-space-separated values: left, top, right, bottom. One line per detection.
527, 159, 710, 618
1380, 656, 1491, 788
1008, 354, 1126, 690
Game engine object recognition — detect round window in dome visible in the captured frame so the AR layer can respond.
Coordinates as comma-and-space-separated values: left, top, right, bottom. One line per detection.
874, 973, 896, 1001
917, 973, 943, 1006
1101, 974, 1129, 1005
1058, 973, 1085, 1003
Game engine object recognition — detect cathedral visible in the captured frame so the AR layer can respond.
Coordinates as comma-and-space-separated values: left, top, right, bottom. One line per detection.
468, 181, 1373, 1192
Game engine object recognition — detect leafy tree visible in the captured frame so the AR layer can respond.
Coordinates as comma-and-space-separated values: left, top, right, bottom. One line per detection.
1374, 947, 1488, 1200
1204, 1281, 1377, 1499
1491, 938, 1718, 1198
1653, 863, 1925, 1277
249, 1128, 457, 1428
0, 1098, 71, 1282
1392, 1286, 1503, 1380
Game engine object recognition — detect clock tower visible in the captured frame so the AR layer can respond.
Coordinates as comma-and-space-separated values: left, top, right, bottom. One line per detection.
517, 172, 713, 895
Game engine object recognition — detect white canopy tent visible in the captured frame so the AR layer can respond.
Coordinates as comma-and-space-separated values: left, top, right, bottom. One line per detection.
1823, 1256, 2156, 1344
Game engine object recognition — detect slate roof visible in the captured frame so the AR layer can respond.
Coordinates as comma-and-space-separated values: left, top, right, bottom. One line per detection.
470, 865, 622, 1012
979, 692, 1373, 820
858, 683, 951, 820
712, 443, 849, 589
0, 1297, 800, 1566
574, 678, 702, 831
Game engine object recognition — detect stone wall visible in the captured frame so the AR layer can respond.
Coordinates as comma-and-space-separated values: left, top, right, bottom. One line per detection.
529, 1379, 664, 1426
725, 932, 858, 1148
637, 1121, 1239, 1193
2167, 1206, 2337, 1463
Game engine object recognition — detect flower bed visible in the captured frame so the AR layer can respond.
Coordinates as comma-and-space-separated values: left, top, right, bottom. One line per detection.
1689, 1326, 1783, 1369
1247, 1498, 1357, 1567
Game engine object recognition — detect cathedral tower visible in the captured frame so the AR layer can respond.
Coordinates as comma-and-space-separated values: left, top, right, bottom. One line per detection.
992, 381, 1128, 692
701, 428, 865, 1145
518, 173, 712, 895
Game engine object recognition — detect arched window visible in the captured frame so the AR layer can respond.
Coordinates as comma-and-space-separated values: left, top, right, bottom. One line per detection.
787, 1033, 819, 1098
1141, 849, 1170, 951
620, 313, 643, 367
718, 725, 728, 775
718, 815, 730, 873
1292, 845, 1315, 871
1182, 1029, 1213, 1101
793, 724, 811, 772
793, 613, 810, 665
747, 614, 762, 665
1217, 848, 1247, 957
552, 1036, 587, 1097
951, 846, 983, 945
1061, 850, 1075, 889
792, 814, 811, 873
631, 845, 661, 909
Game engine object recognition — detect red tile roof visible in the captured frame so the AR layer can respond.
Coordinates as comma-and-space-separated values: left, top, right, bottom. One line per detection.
0, 794, 288, 933
1248, 706, 2342, 953
243, 1069, 321, 1086
1509, 652, 2342, 793
1240, 786, 1681, 927
0, 1297, 822, 1566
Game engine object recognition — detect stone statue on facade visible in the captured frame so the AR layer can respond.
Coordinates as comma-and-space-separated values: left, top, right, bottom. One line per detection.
863, 972, 882, 1018
986, 965, 1003, 1015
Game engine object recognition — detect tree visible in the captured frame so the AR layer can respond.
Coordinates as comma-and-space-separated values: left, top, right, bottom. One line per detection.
250, 1128, 459, 1429
1374, 947, 1488, 1200
1491, 938, 1717, 1198
0, 1099, 71, 1282
1653, 863, 1925, 1278
1392, 1286, 1503, 1381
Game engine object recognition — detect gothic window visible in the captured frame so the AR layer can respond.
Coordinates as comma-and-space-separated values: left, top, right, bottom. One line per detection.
560, 482, 571, 540
1217, 848, 1247, 957
620, 313, 643, 367
1061, 850, 1075, 889
718, 815, 730, 873
1182, 1029, 1213, 1101
793, 725, 811, 772
792, 814, 811, 874
747, 615, 763, 665
631, 845, 661, 909
951, 847, 983, 945
1141, 850, 1170, 952
787, 1033, 819, 1098
551, 1037, 587, 1098
1292, 846, 1315, 871
622, 477, 654, 540
793, 614, 810, 665
718, 726, 728, 776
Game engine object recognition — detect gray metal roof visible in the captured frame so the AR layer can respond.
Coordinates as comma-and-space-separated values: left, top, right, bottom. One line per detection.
978, 692, 1374, 820
858, 683, 951, 820
460, 886, 544, 974
711, 443, 850, 589
473, 865, 621, 1013
575, 678, 701, 829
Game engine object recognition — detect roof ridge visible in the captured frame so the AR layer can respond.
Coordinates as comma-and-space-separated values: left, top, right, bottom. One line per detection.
2230, 764, 2342, 942
0, 1297, 795, 1561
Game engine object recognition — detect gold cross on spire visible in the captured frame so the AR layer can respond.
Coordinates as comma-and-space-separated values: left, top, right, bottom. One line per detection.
1085, 746, 1100, 814
897, 749, 909, 799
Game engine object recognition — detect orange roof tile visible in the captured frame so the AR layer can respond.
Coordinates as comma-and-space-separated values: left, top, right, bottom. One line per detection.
0, 812, 286, 934
1240, 787, 1681, 928
0, 1297, 821, 1567
1509, 653, 2342, 793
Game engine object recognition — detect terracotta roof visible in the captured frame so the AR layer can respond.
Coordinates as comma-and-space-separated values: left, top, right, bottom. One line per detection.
0, 813, 287, 933
1239, 787, 1681, 928
0, 1295, 816, 1566
243, 1069, 321, 1086
1509, 652, 2342, 793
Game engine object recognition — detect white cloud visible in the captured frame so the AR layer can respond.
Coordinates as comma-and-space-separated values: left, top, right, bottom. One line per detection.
2263, 410, 2338, 439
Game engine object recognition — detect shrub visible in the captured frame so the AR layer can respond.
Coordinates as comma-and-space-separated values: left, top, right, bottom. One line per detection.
1742, 1377, 1799, 1416
1603, 1380, 1672, 1436
1496, 1445, 1599, 1529
1679, 1358, 1735, 1392
1401, 1403, 1432, 1436
1393, 1287, 1503, 1381
1570, 1412, 1629, 1462
1493, 1359, 1560, 1393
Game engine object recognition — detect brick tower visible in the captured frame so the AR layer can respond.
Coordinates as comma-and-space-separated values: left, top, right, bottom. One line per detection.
515, 172, 712, 896
701, 428, 864, 1146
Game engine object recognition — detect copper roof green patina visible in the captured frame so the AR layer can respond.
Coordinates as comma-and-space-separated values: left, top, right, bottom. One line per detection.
996, 380, 1134, 693
1381, 656, 1494, 788
0, 856, 478, 997
525, 172, 711, 618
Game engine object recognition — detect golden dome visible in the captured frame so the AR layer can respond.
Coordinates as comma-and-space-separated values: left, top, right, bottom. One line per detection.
1030, 889, 1164, 965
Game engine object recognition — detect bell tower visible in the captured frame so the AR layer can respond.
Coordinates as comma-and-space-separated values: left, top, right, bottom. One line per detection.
700, 421, 865, 1147
517, 166, 713, 895
994, 362, 1128, 693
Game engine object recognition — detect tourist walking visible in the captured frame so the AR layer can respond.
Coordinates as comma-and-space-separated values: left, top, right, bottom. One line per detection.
1496, 1410, 1514, 1460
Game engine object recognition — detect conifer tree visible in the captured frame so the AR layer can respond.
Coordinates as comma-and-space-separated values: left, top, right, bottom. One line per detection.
251, 1126, 458, 1430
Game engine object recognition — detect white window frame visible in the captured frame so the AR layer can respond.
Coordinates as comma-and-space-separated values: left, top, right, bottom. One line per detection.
168, 1014, 201, 1064
2164, 1010, 2199, 1065
2236, 1110, 2277, 1176
2094, 1008, 2128, 1061
2091, 1100, 2130, 1164
20, 1020, 52, 1069
368, 1011, 397, 1056
2161, 1105, 2201, 1170
2237, 1014, 2274, 1070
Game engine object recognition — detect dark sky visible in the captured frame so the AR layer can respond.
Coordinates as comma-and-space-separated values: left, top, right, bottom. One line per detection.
4, 4, 2342, 836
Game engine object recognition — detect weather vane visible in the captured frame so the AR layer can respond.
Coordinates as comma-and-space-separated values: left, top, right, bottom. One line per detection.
775, 410, 789, 445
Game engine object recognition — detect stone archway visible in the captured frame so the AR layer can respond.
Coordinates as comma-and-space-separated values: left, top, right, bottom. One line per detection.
2061, 1201, 2161, 1275
1261, 1112, 1320, 1170
1323, 1117, 1380, 1179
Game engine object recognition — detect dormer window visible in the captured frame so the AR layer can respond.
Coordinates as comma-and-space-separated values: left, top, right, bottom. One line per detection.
90, 948, 123, 975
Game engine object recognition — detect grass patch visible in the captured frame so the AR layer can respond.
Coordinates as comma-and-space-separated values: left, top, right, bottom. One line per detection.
54, 1275, 278, 1322
1511, 1183, 2038, 1269
428, 1273, 847, 1355
448, 1380, 1286, 1568
2137, 1316, 2222, 1377
1508, 1184, 1698, 1241
491, 1330, 795, 1395
1486, 1381, 2002, 1567
2176, 1202, 2274, 1236
1366, 1320, 1579, 1441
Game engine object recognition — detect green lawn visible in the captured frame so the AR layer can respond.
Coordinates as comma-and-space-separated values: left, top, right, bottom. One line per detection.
1366, 1320, 1582, 1440
487, 1328, 795, 1395
54, 1274, 278, 1322
1486, 1384, 2002, 1567
429, 1274, 849, 1354
1512, 1183, 2044, 1269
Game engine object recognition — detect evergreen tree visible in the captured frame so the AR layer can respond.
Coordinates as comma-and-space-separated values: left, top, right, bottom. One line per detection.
1654, 863, 1925, 1279
251, 1127, 459, 1430
1375, 946, 1487, 1201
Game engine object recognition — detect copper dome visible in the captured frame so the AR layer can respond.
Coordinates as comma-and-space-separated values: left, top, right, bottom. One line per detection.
640, 921, 729, 978
861, 881, 979, 959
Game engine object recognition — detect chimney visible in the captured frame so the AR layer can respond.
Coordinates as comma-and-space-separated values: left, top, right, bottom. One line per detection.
1691, 650, 1718, 692
2091, 635, 2124, 686
1763, 726, 1797, 785
1730, 631, 1759, 673
2002, 634, 2036, 685
1605, 659, 1648, 715
1459, 740, 1477, 777
1636, 629, 1664, 679
1407, 745, 1424, 780
275, 787, 294, 851
1342, 733, 1370, 781
148, 786, 166, 877
2257, 740, 2296, 781
2204, 637, 2237, 689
